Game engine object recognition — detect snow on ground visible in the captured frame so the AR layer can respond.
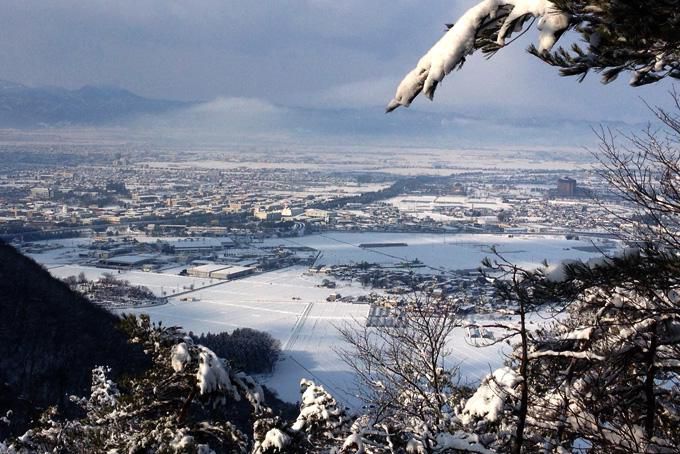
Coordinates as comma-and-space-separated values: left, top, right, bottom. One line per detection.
121, 266, 508, 407
42, 260, 514, 407
261, 300, 371, 407
28, 233, 614, 408
385, 195, 511, 223
120, 267, 377, 406
446, 324, 508, 386
387, 195, 511, 212
23, 238, 93, 266
47, 265, 216, 297
141, 144, 592, 175
264, 232, 613, 273
269, 182, 393, 199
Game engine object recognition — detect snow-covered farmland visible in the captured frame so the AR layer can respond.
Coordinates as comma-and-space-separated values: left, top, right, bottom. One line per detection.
387, 194, 511, 212
121, 267, 376, 406
31, 232, 614, 408
264, 232, 615, 272
120, 266, 509, 407
47, 265, 216, 297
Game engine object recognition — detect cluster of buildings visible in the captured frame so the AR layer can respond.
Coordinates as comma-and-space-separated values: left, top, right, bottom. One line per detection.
45, 234, 316, 281
0, 156, 381, 238
1, 144, 632, 246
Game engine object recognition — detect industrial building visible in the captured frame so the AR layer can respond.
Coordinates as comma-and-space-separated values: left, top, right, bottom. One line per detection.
187, 263, 254, 280
98, 254, 158, 269
161, 237, 235, 254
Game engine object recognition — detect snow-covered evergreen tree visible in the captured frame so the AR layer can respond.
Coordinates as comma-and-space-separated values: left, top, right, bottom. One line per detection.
387, 0, 679, 111
543, 0, 680, 85
2, 315, 267, 453
525, 264, 680, 452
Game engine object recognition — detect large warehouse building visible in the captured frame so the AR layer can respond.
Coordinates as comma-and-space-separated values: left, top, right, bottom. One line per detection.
187, 263, 254, 280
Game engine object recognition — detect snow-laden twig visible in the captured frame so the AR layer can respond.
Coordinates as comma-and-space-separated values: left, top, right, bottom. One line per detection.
386, 0, 569, 112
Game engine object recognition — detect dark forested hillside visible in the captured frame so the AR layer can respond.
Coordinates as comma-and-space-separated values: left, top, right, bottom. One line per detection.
0, 241, 148, 436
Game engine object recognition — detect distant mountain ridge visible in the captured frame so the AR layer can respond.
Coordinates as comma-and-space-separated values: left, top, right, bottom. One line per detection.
0, 79, 647, 148
0, 79, 191, 127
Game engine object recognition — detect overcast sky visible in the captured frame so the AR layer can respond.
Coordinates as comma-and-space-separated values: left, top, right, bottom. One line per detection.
0, 0, 673, 124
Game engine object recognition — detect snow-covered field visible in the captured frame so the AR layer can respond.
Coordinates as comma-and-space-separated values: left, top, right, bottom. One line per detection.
384, 194, 511, 223
24, 238, 93, 266
48, 265, 216, 297
140, 144, 592, 176
264, 232, 615, 272
41, 258, 512, 406
120, 266, 509, 407
122, 267, 375, 406
28, 232, 614, 407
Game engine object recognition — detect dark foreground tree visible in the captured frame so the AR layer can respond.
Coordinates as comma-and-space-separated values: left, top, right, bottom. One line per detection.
387, 0, 680, 111
1, 315, 323, 454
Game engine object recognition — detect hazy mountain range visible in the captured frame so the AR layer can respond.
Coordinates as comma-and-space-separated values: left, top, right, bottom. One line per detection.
0, 80, 189, 127
0, 79, 645, 147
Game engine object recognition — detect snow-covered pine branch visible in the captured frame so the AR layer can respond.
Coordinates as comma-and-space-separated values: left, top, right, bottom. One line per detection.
461, 367, 521, 427
386, 0, 569, 112
387, 0, 680, 111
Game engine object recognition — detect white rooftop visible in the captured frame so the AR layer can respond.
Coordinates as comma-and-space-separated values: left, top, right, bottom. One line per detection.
188, 263, 231, 273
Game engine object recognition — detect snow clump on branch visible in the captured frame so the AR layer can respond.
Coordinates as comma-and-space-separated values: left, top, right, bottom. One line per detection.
291, 379, 345, 432
196, 346, 239, 400
170, 342, 191, 372
386, 0, 569, 112
461, 366, 521, 425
